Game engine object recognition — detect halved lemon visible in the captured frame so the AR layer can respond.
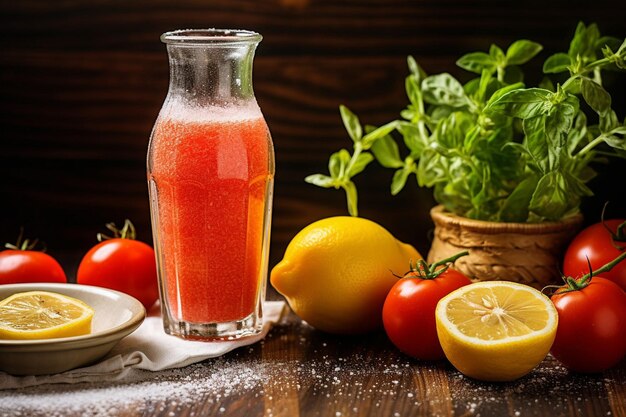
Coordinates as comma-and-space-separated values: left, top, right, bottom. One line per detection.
435, 281, 558, 382
0, 291, 95, 340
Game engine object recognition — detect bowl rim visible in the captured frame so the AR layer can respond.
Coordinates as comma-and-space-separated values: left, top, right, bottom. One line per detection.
0, 283, 146, 349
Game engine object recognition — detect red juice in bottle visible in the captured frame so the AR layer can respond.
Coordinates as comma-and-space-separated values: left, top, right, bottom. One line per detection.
148, 103, 274, 337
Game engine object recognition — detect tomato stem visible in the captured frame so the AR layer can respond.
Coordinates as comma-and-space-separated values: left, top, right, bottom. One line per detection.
4, 228, 46, 252
580, 251, 626, 281
555, 251, 626, 294
97, 219, 137, 242
600, 202, 626, 249
429, 251, 469, 271
405, 251, 469, 280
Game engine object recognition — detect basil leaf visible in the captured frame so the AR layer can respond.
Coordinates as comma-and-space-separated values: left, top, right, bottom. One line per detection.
542, 53, 571, 74
406, 75, 422, 108
580, 77, 611, 116
339, 105, 362, 142
486, 82, 525, 107
567, 111, 589, 154
464, 78, 480, 96
568, 22, 600, 62
400, 108, 415, 121
599, 110, 619, 133
397, 122, 426, 155
545, 94, 578, 149
596, 36, 622, 52
421, 74, 471, 108
407, 56, 427, 84
523, 116, 550, 173
490, 44, 506, 63
456, 52, 496, 74
568, 22, 592, 60
343, 180, 359, 217
506, 40, 543, 65
428, 105, 454, 124
328, 149, 351, 179
362, 121, 399, 149
435, 111, 474, 149
566, 171, 593, 197
499, 175, 539, 223
604, 127, 626, 150
416, 149, 444, 188
529, 171, 577, 220
348, 152, 374, 177
463, 125, 481, 153
469, 165, 491, 210
504, 141, 530, 157
391, 166, 411, 195
476, 69, 493, 102
371, 134, 403, 169
304, 174, 335, 188
487, 88, 552, 119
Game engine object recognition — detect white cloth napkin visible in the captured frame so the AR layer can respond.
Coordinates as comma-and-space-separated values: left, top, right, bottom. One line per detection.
0, 301, 285, 390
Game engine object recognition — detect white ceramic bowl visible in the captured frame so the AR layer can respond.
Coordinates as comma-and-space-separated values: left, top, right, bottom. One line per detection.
0, 283, 145, 376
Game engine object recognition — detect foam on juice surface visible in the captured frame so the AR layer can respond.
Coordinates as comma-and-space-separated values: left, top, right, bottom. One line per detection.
158, 98, 264, 124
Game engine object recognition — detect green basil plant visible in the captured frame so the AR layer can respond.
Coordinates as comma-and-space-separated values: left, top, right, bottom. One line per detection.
306, 22, 626, 222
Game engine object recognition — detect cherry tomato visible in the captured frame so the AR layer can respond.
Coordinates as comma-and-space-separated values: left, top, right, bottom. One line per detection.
382, 253, 471, 360
77, 220, 158, 309
563, 219, 626, 290
551, 276, 626, 373
0, 234, 67, 284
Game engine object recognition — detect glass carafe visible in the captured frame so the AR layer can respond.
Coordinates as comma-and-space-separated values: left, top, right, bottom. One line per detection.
147, 29, 274, 340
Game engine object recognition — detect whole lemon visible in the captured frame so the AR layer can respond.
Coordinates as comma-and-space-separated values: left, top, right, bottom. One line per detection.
270, 216, 421, 334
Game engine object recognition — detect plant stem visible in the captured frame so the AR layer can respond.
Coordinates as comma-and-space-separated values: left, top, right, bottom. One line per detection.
429, 251, 469, 272
345, 142, 363, 179
580, 251, 626, 285
561, 56, 613, 94
577, 136, 606, 157
497, 66, 505, 83
561, 76, 579, 92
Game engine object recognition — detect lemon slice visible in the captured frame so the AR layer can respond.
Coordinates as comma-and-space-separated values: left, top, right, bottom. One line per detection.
435, 281, 558, 382
0, 291, 95, 340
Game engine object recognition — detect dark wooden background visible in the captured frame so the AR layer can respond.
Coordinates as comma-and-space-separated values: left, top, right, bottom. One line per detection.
1, 0, 625, 278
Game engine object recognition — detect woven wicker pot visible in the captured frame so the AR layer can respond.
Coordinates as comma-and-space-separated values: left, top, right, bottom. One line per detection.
427, 205, 583, 289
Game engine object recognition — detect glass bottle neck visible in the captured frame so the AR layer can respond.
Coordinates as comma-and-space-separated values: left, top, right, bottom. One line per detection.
165, 42, 258, 106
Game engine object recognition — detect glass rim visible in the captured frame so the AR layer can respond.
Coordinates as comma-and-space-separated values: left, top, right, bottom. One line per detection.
161, 29, 262, 45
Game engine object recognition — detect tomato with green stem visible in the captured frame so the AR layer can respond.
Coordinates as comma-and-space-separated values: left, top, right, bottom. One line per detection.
0, 231, 66, 284
563, 209, 626, 290
382, 252, 471, 360
77, 220, 158, 309
550, 252, 626, 373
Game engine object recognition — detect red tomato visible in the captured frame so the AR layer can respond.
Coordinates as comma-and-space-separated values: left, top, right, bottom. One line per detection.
382, 254, 471, 360
77, 221, 158, 309
550, 276, 626, 373
0, 250, 67, 284
563, 219, 626, 290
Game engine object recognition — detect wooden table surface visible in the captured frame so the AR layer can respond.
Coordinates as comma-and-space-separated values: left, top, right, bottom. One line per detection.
3, 306, 624, 417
